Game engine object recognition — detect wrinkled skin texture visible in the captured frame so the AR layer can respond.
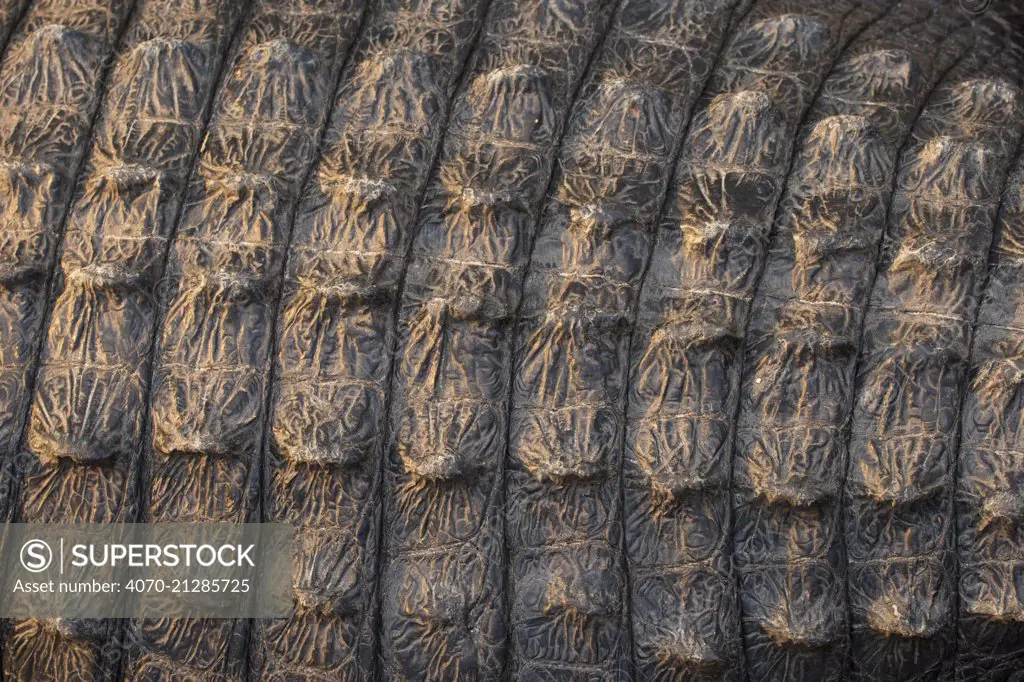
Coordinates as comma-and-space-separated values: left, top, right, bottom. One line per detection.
0, 0, 1023, 680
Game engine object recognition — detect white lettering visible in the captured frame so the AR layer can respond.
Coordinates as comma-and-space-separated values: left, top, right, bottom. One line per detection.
236, 544, 254, 567
196, 545, 216, 567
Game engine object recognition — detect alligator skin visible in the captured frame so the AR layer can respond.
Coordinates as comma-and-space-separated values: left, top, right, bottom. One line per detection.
621, 1, 890, 679
507, 0, 741, 678
0, 0, 1023, 680
126, 0, 365, 679
0, 0, 136, 678
381, 0, 613, 677
255, 0, 490, 678
841, 14, 1024, 682
6, 1, 248, 679
0, 0, 28, 59
734, 2, 973, 679
958, 104, 1024, 682
0, 0, 134, 494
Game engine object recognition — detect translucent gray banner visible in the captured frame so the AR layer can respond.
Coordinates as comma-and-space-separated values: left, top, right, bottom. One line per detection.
0, 524, 294, 618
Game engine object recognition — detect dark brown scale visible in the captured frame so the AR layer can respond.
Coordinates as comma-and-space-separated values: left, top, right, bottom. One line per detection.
0, 1, 1018, 679
0, 0, 133, 481
255, 0, 490, 678
0, 0, 28, 57
842, 15, 1024, 682
621, 0, 894, 679
733, 3, 973, 678
505, 0, 743, 678
379, 0, 613, 677
952, 12, 1024, 681
4, 4, 247, 681
0, 0, 135, 678
125, 0, 367, 679
957, 150, 1024, 681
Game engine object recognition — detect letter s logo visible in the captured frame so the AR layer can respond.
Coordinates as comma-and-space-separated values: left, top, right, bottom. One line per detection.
20, 539, 52, 573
